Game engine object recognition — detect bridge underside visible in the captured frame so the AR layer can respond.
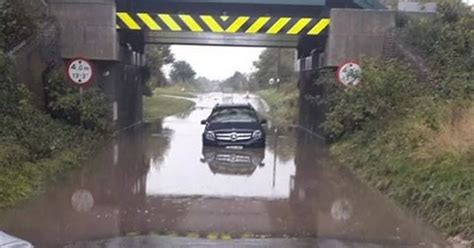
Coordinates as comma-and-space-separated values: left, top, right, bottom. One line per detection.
145, 32, 299, 47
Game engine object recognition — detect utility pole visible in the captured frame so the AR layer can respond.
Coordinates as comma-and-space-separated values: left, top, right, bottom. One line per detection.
277, 48, 281, 89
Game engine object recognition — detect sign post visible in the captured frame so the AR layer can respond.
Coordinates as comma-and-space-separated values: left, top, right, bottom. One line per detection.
66, 58, 95, 126
336, 61, 362, 87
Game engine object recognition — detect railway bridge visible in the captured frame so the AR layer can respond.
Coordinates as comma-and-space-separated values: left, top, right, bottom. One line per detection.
47, 0, 394, 130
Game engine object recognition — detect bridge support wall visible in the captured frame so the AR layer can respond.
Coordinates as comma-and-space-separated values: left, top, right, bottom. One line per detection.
49, 0, 145, 129
324, 8, 396, 66
49, 0, 119, 61
96, 52, 145, 130
297, 8, 396, 137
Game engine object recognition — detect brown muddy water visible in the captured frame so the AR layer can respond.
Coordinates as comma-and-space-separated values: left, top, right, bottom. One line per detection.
0, 93, 446, 248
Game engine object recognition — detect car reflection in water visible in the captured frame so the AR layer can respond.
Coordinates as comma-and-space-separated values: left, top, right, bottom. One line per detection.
200, 146, 265, 176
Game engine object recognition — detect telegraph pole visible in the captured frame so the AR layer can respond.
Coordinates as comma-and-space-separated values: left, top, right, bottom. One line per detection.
277, 48, 281, 89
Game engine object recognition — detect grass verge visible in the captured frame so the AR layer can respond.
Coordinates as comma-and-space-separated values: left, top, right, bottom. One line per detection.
0, 120, 103, 210
144, 93, 195, 121
257, 84, 298, 127
332, 101, 474, 239
153, 85, 196, 98
313, 60, 473, 239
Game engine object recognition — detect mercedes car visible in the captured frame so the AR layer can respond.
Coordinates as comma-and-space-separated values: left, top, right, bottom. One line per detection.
201, 103, 267, 147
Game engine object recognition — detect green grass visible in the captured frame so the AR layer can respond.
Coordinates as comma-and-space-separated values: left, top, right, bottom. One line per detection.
257, 84, 298, 127
153, 85, 196, 98
0, 141, 96, 209
332, 102, 474, 239
143, 94, 195, 121
0, 117, 102, 210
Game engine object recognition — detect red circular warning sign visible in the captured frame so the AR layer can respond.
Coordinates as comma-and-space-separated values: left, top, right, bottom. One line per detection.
66, 58, 95, 88
336, 61, 362, 87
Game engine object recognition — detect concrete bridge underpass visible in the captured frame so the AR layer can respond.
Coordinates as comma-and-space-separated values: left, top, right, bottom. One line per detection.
47, 0, 393, 131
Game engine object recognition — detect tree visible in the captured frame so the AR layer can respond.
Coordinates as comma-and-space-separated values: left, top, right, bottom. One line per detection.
222, 71, 248, 91
170, 60, 196, 84
145, 45, 174, 88
252, 48, 297, 88
195, 76, 221, 92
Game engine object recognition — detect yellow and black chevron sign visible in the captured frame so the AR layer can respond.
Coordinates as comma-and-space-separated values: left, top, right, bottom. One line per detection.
117, 12, 330, 36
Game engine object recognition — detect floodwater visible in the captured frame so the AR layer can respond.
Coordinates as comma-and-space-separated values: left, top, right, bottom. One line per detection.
0, 93, 445, 247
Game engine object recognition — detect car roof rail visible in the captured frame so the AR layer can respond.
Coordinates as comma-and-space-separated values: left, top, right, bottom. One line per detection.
213, 103, 254, 109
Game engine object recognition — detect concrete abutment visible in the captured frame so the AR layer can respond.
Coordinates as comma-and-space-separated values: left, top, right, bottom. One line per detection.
49, 0, 146, 129
296, 8, 396, 136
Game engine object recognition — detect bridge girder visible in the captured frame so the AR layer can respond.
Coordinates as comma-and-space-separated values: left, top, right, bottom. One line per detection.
145, 32, 299, 48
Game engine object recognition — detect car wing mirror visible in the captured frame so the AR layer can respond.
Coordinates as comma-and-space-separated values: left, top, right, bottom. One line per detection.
260, 119, 268, 124
201, 120, 207, 125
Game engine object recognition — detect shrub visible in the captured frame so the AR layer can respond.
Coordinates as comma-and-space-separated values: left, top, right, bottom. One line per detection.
45, 68, 109, 132
311, 60, 421, 139
0, 51, 28, 116
0, 0, 35, 50
401, 1, 473, 100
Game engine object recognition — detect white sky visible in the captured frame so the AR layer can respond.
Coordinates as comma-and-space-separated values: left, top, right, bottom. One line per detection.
165, 45, 265, 81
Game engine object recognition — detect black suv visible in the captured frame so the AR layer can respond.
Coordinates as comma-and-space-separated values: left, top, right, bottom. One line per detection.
201, 103, 267, 147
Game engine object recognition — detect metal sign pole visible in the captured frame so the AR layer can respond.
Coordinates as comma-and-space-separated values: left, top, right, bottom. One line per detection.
272, 127, 278, 188
66, 57, 95, 128
79, 86, 83, 127
277, 48, 281, 89
79, 86, 83, 105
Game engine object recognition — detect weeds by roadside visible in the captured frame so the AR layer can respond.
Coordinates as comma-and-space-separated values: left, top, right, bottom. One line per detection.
257, 83, 298, 127
331, 101, 474, 237
0, 52, 106, 209
309, 1, 473, 239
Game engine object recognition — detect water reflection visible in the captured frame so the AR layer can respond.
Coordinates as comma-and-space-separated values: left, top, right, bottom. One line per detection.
201, 147, 265, 176
143, 120, 173, 166
265, 127, 298, 163
0, 94, 445, 248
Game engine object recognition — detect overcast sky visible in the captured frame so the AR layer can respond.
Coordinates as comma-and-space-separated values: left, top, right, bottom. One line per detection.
165, 45, 265, 81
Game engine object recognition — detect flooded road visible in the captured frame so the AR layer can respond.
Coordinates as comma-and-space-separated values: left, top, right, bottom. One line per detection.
0, 93, 445, 247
